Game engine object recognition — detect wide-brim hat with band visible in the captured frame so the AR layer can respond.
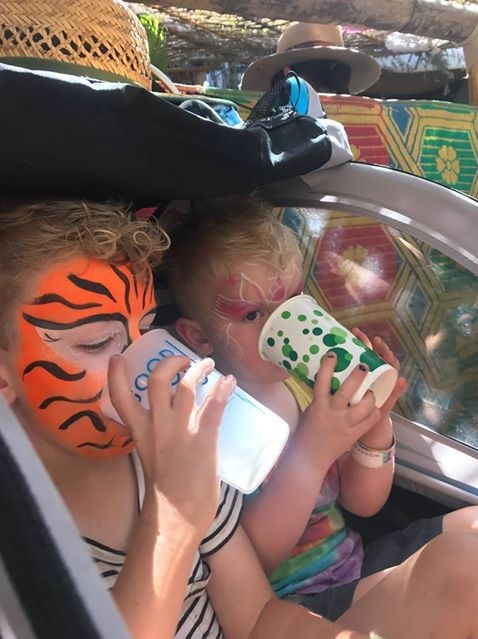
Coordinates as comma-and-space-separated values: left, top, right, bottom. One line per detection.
0, 0, 152, 89
241, 22, 381, 95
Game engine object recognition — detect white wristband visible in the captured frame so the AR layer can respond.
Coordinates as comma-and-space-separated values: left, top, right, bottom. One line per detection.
350, 436, 395, 469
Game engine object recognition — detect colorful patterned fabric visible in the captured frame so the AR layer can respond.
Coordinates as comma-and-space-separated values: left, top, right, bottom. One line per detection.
263, 377, 363, 597
206, 88, 478, 198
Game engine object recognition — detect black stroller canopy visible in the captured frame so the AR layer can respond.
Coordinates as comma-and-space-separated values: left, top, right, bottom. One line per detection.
0, 63, 333, 206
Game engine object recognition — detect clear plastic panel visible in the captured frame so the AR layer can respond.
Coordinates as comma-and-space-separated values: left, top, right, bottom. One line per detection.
280, 206, 478, 449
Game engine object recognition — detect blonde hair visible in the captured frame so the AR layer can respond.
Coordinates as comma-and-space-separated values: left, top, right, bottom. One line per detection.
164, 196, 302, 320
0, 197, 170, 345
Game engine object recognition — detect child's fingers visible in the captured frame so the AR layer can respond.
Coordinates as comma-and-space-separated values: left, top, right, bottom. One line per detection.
313, 351, 338, 400
331, 363, 370, 409
379, 376, 407, 414
195, 374, 236, 440
173, 358, 216, 417
354, 331, 401, 370
347, 390, 381, 430
352, 396, 381, 436
344, 389, 380, 426
107, 354, 147, 430
372, 335, 389, 356
147, 355, 191, 416
351, 327, 371, 349
371, 336, 400, 370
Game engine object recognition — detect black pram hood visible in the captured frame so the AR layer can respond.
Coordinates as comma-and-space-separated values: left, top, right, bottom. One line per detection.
0, 63, 333, 206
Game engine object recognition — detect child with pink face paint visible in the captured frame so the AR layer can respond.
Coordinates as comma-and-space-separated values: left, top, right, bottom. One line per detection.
166, 195, 478, 625
0, 196, 388, 639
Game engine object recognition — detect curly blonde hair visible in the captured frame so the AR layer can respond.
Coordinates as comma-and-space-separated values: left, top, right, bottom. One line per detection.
164, 196, 302, 321
0, 197, 170, 345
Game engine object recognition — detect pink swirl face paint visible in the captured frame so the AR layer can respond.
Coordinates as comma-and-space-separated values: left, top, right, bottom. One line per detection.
198, 260, 304, 386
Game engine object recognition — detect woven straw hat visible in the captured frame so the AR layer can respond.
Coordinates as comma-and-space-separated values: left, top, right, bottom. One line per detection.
241, 22, 381, 95
0, 0, 152, 89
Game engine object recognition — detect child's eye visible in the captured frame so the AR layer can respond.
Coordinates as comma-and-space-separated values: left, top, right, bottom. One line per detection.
243, 310, 263, 322
77, 337, 114, 353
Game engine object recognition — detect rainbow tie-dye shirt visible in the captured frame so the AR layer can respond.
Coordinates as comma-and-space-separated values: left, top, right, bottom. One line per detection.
255, 377, 364, 597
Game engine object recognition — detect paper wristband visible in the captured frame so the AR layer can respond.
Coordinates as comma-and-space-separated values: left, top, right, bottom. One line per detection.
350, 436, 396, 469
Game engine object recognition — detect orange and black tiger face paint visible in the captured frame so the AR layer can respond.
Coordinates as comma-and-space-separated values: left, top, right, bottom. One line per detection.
14, 257, 157, 458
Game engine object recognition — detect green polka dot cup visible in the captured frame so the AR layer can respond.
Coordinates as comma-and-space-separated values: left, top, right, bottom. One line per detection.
259, 295, 398, 407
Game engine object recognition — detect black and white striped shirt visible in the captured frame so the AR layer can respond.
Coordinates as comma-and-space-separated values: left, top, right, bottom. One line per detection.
85, 452, 243, 639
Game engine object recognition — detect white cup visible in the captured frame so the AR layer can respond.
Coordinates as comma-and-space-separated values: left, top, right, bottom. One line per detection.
259, 295, 398, 407
101, 329, 289, 494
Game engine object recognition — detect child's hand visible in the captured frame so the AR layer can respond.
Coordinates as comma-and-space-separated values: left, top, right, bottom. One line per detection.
296, 352, 382, 469
351, 328, 407, 450
107, 354, 236, 539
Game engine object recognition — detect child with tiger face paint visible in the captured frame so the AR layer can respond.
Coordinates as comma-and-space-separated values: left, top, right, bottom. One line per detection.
2, 198, 478, 639
0, 199, 165, 459
16, 256, 157, 457
0, 196, 241, 638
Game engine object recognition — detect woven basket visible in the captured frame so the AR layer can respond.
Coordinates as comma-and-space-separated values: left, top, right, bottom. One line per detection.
0, 0, 152, 89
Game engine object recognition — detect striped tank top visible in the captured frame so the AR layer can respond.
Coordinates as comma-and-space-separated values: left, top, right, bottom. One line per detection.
84, 451, 243, 639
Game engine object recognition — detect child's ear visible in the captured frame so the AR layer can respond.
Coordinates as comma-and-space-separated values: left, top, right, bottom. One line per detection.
0, 349, 18, 406
175, 318, 213, 356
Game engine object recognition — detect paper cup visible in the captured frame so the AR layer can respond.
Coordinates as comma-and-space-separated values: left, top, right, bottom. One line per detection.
259, 295, 398, 407
101, 329, 289, 494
